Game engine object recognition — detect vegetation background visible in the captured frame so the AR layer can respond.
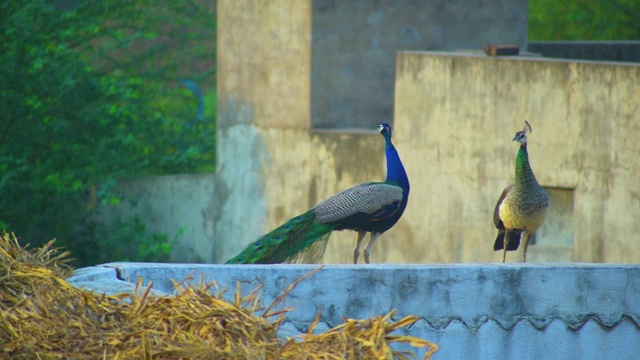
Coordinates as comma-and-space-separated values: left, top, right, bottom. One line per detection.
1, 0, 216, 266
0, 0, 636, 266
529, 0, 640, 40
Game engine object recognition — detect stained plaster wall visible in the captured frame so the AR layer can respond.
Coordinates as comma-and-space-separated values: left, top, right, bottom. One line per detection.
394, 52, 640, 263
216, 1, 640, 264
310, 0, 529, 128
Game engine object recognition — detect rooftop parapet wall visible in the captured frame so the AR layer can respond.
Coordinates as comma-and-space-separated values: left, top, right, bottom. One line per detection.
528, 41, 640, 62
69, 263, 640, 359
393, 52, 640, 263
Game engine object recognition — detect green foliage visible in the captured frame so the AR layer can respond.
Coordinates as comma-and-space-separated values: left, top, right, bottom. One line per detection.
79, 216, 182, 265
529, 0, 640, 40
0, 0, 216, 266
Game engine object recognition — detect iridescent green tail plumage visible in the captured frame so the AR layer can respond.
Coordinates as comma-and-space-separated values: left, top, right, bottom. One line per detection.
225, 210, 335, 264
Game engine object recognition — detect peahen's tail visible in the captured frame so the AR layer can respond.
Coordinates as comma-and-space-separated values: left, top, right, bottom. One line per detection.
225, 210, 335, 264
493, 230, 523, 251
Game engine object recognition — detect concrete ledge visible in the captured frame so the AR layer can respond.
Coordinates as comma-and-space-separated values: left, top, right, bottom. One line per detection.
67, 265, 170, 297
68, 264, 640, 359
528, 40, 640, 62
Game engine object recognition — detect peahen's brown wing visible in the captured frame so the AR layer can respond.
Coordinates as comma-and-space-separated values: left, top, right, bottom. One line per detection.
493, 184, 523, 251
493, 184, 514, 230
312, 182, 404, 224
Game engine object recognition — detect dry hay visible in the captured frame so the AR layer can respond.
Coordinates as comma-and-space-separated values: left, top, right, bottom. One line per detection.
0, 232, 438, 359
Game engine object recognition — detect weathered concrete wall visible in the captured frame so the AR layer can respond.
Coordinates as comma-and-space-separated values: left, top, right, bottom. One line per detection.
217, 0, 311, 129
96, 174, 216, 263
311, 0, 529, 128
216, 0, 312, 262
69, 263, 640, 359
528, 41, 640, 62
217, 52, 640, 264
394, 52, 640, 263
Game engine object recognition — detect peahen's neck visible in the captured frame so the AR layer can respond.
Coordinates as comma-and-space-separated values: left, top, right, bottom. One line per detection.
514, 143, 539, 188
385, 137, 410, 192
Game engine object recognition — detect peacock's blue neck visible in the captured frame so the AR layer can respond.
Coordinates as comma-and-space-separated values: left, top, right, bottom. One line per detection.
385, 137, 410, 193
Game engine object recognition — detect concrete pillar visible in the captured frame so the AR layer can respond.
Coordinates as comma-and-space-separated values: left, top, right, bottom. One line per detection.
215, 0, 312, 262
217, 0, 311, 130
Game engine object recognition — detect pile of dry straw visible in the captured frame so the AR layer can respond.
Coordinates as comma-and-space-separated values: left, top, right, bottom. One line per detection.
0, 232, 437, 359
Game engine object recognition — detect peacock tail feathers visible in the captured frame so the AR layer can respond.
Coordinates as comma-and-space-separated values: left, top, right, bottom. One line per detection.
493, 230, 522, 251
283, 231, 331, 264
225, 210, 335, 264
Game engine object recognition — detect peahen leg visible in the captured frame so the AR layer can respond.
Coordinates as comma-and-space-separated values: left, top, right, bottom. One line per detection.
353, 231, 366, 264
363, 232, 382, 264
521, 232, 532, 263
502, 229, 510, 263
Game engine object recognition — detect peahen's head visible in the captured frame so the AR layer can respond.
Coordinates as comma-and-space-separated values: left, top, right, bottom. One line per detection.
512, 120, 532, 145
379, 123, 392, 139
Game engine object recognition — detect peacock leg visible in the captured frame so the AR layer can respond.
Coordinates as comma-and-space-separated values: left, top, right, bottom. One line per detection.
363, 232, 382, 264
353, 231, 366, 264
502, 230, 510, 263
521, 232, 531, 263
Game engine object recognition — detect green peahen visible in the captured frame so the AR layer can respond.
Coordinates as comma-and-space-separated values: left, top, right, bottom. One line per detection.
226, 123, 410, 264
493, 120, 550, 262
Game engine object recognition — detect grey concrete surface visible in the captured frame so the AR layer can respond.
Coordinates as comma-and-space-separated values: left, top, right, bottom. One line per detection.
528, 41, 640, 62
68, 265, 170, 297
69, 263, 640, 359
94, 174, 217, 263
311, 0, 529, 128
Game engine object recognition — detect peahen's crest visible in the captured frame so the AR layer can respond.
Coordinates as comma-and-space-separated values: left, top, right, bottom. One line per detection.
513, 120, 532, 144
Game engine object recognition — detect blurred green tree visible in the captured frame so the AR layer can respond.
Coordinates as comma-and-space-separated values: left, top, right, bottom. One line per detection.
530, 0, 640, 40
0, 0, 216, 266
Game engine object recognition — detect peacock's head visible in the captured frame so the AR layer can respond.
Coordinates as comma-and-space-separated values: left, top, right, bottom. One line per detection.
512, 120, 532, 145
378, 123, 392, 138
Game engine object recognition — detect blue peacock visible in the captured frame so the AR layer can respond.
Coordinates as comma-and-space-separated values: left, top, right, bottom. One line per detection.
226, 123, 410, 264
